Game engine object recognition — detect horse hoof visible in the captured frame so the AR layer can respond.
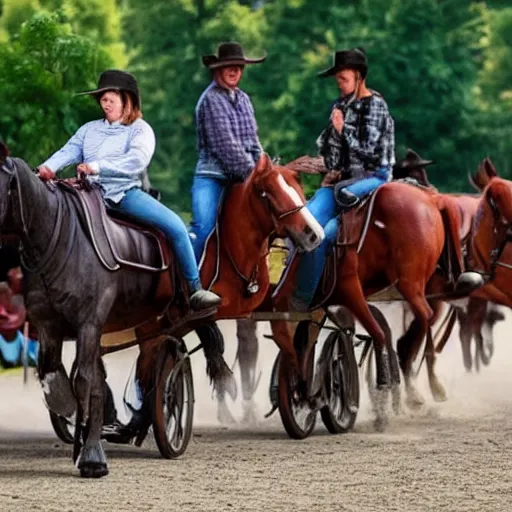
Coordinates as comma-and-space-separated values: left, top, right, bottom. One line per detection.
241, 401, 259, 426
79, 463, 109, 479
432, 384, 448, 403
374, 417, 388, 433
217, 401, 237, 426
405, 388, 425, 410
77, 441, 108, 478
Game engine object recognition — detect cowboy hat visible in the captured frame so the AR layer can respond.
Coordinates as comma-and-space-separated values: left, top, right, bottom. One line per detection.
77, 70, 141, 108
318, 47, 368, 78
202, 42, 266, 70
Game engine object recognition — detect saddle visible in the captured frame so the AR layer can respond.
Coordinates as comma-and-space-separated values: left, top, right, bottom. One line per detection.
309, 189, 380, 309
58, 180, 176, 308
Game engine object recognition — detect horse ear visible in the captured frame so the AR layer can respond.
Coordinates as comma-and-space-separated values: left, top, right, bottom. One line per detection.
254, 153, 271, 174
0, 141, 10, 165
470, 158, 494, 191
484, 157, 497, 178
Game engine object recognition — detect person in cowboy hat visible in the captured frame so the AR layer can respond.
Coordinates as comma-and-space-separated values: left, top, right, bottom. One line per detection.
291, 47, 396, 310
392, 148, 435, 186
189, 41, 266, 262
37, 69, 220, 310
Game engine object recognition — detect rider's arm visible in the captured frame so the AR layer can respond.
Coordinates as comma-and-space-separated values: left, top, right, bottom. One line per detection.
201, 94, 255, 182
88, 122, 156, 177
41, 124, 87, 173
343, 97, 388, 162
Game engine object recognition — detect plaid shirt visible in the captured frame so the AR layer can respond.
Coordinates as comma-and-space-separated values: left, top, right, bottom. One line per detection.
195, 82, 262, 182
318, 92, 395, 177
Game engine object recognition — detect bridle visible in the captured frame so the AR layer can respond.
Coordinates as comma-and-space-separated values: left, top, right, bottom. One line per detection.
223, 177, 306, 295
468, 192, 512, 281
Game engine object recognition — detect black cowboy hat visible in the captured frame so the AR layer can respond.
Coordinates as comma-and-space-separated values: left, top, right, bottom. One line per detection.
76, 70, 141, 108
394, 149, 434, 170
318, 47, 368, 79
202, 42, 266, 70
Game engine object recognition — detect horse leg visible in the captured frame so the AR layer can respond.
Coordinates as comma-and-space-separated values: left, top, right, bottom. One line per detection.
73, 325, 108, 478
396, 283, 434, 409
236, 318, 260, 425
457, 306, 474, 373
368, 304, 402, 416
270, 319, 299, 373
336, 275, 390, 431
424, 301, 447, 402
469, 298, 489, 369
37, 323, 75, 419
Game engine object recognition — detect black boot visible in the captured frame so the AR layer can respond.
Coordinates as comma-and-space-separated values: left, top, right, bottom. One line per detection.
334, 187, 360, 210
188, 282, 222, 310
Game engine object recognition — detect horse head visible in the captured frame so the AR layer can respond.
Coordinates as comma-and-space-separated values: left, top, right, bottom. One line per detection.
471, 158, 512, 276
469, 157, 497, 192
249, 154, 324, 252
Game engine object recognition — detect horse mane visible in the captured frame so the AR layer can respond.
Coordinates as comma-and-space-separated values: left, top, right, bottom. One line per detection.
469, 157, 497, 192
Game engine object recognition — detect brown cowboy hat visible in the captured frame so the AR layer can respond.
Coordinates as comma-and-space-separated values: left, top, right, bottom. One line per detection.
394, 149, 434, 170
318, 47, 368, 78
202, 42, 266, 70
76, 69, 141, 108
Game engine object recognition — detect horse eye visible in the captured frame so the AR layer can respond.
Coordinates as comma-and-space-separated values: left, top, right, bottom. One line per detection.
261, 192, 267, 198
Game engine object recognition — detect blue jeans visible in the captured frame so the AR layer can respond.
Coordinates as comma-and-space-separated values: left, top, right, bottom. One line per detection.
109, 188, 200, 289
294, 167, 390, 305
189, 176, 227, 262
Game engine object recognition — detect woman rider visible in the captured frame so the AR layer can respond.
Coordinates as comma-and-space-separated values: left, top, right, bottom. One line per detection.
292, 47, 395, 310
37, 70, 220, 310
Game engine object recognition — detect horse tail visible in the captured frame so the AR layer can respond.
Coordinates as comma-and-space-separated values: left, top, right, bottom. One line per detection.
434, 194, 465, 276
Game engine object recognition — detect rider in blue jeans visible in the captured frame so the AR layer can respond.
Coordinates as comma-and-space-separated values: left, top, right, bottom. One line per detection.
292, 48, 395, 310
189, 42, 266, 263
38, 70, 220, 310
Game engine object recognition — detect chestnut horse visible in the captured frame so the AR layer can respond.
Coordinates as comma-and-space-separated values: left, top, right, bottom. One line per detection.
136, 155, 324, 418
466, 158, 512, 313
270, 178, 472, 426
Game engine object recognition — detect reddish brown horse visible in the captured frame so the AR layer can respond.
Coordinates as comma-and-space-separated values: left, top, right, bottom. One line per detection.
136, 154, 324, 414
270, 177, 474, 426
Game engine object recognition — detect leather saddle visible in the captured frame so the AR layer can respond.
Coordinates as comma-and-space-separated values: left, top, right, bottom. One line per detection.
58, 180, 169, 273
58, 180, 176, 308
309, 189, 380, 309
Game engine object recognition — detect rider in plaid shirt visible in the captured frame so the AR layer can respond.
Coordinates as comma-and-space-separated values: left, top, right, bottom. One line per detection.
189, 42, 266, 262
293, 47, 396, 310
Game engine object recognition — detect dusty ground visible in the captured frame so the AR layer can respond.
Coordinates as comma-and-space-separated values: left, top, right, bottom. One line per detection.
2, 309, 512, 512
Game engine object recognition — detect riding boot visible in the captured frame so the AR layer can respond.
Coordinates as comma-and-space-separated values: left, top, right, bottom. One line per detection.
455, 271, 485, 293
188, 281, 222, 310
334, 188, 360, 210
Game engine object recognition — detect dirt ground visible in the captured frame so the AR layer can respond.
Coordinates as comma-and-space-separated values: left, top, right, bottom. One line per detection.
2, 307, 512, 512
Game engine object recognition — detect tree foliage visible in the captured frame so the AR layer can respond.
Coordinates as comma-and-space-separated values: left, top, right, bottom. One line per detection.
1, 0, 512, 210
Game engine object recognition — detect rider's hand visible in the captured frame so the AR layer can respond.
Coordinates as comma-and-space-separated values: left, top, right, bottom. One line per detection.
331, 108, 344, 134
37, 165, 56, 181
76, 163, 96, 175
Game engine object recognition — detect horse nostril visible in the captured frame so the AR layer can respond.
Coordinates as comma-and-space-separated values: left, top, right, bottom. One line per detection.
310, 234, 317, 243
304, 225, 312, 234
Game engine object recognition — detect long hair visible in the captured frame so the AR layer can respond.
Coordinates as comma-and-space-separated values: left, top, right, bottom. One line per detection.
120, 91, 143, 125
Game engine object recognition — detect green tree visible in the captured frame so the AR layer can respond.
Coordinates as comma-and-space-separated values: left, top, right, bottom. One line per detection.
0, 12, 112, 166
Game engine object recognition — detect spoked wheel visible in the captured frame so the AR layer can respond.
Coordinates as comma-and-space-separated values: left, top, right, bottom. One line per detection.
49, 411, 75, 444
277, 321, 317, 440
153, 338, 195, 459
320, 330, 360, 433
